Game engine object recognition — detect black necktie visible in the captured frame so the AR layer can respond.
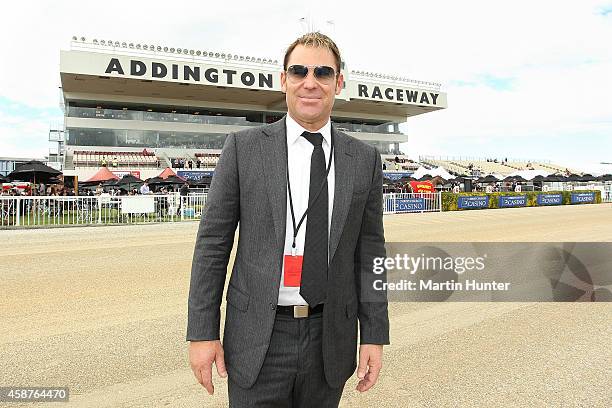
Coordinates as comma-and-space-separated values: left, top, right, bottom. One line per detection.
299, 131, 328, 306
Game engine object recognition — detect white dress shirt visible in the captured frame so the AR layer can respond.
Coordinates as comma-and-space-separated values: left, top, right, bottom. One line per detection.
277, 114, 335, 306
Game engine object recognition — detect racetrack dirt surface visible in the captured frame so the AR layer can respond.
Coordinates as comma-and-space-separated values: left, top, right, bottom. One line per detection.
1, 203, 611, 407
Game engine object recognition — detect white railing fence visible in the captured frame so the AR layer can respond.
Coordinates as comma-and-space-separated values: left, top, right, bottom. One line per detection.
3, 189, 607, 227
383, 192, 442, 214
0, 193, 207, 228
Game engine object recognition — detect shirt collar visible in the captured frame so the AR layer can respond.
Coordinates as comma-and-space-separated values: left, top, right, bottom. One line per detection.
285, 114, 332, 147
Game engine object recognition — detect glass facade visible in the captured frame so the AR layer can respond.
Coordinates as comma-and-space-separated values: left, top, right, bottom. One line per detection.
66, 106, 401, 134
67, 128, 401, 153
67, 128, 228, 149
67, 107, 263, 127
360, 141, 402, 155
1, 160, 15, 176
333, 122, 399, 134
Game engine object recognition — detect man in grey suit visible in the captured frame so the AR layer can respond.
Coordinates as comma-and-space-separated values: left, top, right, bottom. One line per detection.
187, 32, 389, 407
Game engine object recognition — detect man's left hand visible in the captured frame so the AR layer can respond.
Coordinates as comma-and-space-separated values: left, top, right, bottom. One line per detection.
356, 344, 383, 392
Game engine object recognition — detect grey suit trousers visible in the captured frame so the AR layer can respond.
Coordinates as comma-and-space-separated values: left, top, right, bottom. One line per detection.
228, 312, 345, 408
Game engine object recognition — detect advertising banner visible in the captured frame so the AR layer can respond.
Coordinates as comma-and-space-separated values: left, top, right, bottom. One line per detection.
571, 192, 595, 204
458, 195, 489, 209
498, 195, 527, 208
394, 198, 425, 212
537, 193, 562, 206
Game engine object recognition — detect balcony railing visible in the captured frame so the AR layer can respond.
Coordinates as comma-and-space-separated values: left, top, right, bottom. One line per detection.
66, 107, 402, 134
333, 122, 399, 134
67, 107, 260, 127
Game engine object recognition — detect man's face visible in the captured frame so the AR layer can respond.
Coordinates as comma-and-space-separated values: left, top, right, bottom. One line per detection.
281, 45, 344, 130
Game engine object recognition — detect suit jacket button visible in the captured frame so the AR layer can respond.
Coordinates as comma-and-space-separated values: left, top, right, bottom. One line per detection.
270, 303, 276, 310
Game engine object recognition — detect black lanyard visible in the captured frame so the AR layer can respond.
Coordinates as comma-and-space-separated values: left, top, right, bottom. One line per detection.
286, 132, 335, 256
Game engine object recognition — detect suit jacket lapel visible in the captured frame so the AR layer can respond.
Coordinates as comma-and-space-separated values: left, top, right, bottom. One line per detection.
260, 118, 355, 264
260, 117, 288, 254
329, 125, 355, 263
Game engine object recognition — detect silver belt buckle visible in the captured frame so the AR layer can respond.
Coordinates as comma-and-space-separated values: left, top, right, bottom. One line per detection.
293, 305, 309, 318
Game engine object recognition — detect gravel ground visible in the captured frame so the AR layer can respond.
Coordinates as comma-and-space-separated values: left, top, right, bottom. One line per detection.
0, 203, 610, 407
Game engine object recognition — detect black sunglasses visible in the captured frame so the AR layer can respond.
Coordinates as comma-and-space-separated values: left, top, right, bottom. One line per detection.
286, 64, 337, 82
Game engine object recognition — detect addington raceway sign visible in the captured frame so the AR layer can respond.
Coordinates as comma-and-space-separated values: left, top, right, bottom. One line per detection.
347, 81, 447, 108
105, 58, 275, 89
60, 50, 280, 91
60, 50, 447, 107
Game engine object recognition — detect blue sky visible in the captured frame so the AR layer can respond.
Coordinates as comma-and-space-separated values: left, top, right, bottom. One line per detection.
599, 6, 612, 15
0, 0, 611, 173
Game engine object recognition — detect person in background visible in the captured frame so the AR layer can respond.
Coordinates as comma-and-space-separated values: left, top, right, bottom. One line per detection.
180, 182, 190, 197
139, 182, 151, 195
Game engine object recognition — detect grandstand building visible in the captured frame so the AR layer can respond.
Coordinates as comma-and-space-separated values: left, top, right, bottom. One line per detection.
1, 157, 45, 177
418, 156, 581, 177
58, 36, 448, 182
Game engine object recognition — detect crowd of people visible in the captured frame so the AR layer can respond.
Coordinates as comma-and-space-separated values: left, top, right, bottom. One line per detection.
170, 158, 202, 169
1, 181, 191, 198
382, 179, 537, 194
0, 183, 75, 197
471, 181, 524, 193
87, 181, 190, 197
382, 156, 418, 172
100, 156, 161, 168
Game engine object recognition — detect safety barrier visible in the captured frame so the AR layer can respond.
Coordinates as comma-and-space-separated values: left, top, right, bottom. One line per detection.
383, 192, 442, 214
0, 192, 451, 227
0, 193, 207, 228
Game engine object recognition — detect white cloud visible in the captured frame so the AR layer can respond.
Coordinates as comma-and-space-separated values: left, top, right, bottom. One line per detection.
0, 110, 51, 158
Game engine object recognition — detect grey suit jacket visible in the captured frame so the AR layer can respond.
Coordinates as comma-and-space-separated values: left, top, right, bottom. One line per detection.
187, 116, 390, 389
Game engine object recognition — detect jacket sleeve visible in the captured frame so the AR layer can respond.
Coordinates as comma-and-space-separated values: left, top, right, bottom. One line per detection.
354, 149, 390, 345
186, 133, 240, 341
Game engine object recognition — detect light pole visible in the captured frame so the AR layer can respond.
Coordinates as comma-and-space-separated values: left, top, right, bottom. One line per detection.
326, 20, 335, 37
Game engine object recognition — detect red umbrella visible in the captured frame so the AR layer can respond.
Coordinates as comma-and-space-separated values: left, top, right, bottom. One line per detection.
84, 167, 119, 183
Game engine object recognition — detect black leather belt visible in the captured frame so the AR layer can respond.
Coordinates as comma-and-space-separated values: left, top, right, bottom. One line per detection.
276, 304, 324, 318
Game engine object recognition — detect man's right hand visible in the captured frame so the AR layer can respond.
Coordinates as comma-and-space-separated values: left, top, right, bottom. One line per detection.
189, 340, 227, 395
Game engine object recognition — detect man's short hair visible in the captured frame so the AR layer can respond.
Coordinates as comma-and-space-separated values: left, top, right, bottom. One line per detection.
283, 32, 342, 74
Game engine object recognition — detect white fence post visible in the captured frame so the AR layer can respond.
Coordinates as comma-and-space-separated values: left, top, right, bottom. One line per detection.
181, 195, 185, 221
16, 197, 21, 226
